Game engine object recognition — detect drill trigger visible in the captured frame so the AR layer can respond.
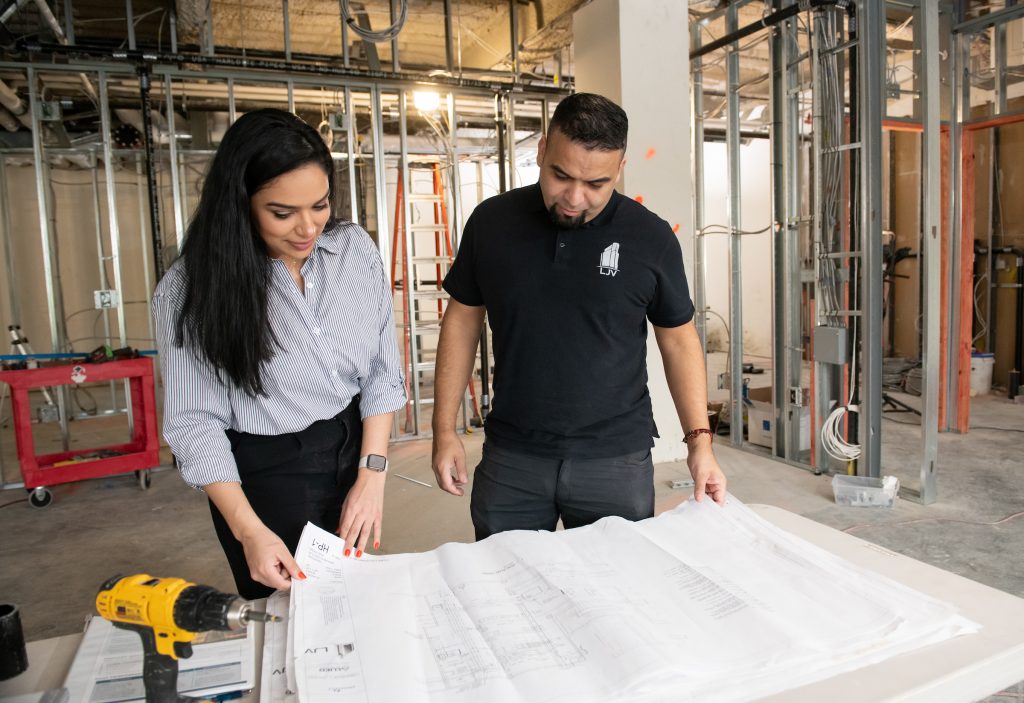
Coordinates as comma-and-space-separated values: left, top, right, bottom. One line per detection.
174, 641, 193, 659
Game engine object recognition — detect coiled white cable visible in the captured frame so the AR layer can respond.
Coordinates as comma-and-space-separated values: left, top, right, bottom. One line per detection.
822, 403, 861, 461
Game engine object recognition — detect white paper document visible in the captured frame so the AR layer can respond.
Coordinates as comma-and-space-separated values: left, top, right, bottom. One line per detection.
62, 615, 255, 703
285, 498, 978, 703
259, 591, 297, 703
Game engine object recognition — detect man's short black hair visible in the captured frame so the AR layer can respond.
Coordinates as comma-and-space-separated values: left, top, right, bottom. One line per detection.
548, 93, 628, 152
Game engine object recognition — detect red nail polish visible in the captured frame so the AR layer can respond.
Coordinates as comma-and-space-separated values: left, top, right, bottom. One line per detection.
373, 542, 380, 550
298, 571, 307, 580
355, 550, 362, 558
344, 548, 351, 557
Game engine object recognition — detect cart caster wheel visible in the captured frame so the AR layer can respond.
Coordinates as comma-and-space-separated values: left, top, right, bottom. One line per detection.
135, 469, 151, 490
28, 488, 52, 509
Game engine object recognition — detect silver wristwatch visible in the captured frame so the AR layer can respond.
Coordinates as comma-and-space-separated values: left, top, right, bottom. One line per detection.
358, 454, 389, 472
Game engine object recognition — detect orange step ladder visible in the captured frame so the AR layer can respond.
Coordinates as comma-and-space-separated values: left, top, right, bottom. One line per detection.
391, 163, 481, 433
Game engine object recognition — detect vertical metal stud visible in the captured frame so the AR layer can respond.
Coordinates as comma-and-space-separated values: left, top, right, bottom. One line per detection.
345, 86, 359, 226
946, 0, 967, 431
164, 74, 185, 253
771, 4, 790, 459
509, 0, 519, 80
692, 21, 707, 353
444, 0, 455, 74
858, 0, 884, 476
918, 0, 941, 503
0, 157, 21, 325
283, 0, 291, 62
726, 2, 744, 444
125, 0, 136, 50
398, 90, 419, 433
27, 67, 62, 355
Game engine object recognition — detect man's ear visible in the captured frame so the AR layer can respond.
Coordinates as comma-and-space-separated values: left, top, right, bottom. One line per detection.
616, 156, 627, 184
537, 135, 547, 166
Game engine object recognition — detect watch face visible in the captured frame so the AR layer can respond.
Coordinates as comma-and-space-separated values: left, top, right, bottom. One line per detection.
366, 454, 388, 470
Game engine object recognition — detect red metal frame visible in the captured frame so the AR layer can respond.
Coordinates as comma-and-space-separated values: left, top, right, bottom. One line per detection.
0, 357, 160, 490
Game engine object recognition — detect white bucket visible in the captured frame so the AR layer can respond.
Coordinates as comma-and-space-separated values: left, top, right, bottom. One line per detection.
970, 353, 995, 397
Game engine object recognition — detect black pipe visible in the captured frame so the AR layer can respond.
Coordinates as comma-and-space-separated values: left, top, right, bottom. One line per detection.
136, 65, 165, 281
690, 0, 852, 61
990, 246, 1024, 400
18, 40, 569, 96
1012, 256, 1022, 400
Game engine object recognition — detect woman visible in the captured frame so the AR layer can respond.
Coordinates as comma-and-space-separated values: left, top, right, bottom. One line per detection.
154, 109, 405, 599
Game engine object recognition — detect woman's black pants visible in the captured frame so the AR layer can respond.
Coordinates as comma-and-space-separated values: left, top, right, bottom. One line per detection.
208, 398, 362, 599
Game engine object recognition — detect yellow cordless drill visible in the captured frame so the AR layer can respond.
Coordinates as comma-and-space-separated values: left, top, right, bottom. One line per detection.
96, 575, 278, 703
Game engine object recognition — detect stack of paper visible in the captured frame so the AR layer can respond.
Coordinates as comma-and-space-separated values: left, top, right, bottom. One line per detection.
271, 498, 977, 703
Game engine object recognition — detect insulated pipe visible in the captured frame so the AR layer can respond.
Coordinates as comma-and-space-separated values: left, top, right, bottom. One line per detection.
29, 0, 100, 103
690, 0, 853, 61
137, 66, 165, 280
0, 79, 31, 128
0, 106, 19, 132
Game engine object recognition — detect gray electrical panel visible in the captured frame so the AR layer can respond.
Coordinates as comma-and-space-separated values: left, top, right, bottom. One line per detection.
814, 325, 848, 365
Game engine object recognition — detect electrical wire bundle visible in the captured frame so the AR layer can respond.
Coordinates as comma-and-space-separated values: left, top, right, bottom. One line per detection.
814, 8, 862, 462
340, 0, 408, 43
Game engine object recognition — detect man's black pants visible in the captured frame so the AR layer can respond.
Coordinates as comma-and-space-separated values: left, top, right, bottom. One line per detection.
470, 442, 655, 541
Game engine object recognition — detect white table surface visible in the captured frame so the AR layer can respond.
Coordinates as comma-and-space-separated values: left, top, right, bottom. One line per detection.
2, 504, 1023, 702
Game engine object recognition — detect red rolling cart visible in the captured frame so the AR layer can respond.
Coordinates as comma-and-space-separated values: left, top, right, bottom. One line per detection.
0, 357, 160, 507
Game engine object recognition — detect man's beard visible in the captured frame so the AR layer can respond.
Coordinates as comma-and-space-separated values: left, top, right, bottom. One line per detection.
548, 204, 586, 230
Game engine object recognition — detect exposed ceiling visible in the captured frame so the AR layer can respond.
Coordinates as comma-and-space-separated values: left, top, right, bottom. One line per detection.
2, 0, 581, 79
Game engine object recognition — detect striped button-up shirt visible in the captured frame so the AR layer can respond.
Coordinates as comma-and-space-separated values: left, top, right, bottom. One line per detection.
153, 221, 406, 487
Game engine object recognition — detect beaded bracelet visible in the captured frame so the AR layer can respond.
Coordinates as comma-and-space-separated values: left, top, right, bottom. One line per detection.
683, 427, 714, 444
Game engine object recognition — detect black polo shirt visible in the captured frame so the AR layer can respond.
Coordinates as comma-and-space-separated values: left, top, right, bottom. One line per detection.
443, 182, 695, 459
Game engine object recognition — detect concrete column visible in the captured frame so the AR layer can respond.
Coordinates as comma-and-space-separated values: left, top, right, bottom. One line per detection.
575, 0, 694, 463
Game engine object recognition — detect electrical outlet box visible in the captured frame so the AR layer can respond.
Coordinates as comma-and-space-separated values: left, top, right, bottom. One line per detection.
814, 325, 848, 365
37, 404, 60, 423
94, 290, 119, 309
38, 101, 63, 121
328, 111, 349, 131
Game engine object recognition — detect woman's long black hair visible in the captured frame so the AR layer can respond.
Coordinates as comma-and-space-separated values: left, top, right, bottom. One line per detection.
174, 108, 337, 396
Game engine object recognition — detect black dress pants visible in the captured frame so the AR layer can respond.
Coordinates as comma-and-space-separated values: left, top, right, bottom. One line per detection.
209, 398, 362, 599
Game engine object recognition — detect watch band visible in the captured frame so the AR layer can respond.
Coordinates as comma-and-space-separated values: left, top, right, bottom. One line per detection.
683, 428, 713, 444
358, 454, 389, 472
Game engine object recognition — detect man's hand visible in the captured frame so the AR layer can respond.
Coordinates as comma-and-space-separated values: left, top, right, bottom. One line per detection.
338, 470, 386, 557
432, 430, 469, 496
687, 436, 727, 505
239, 524, 306, 591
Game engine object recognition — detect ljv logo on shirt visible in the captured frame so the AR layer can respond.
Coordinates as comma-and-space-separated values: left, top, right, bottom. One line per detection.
598, 243, 620, 277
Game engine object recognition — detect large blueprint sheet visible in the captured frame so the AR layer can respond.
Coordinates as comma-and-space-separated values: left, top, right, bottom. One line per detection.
285, 498, 977, 703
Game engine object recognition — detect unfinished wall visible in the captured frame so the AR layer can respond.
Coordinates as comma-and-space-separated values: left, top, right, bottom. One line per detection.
890, 131, 922, 360
0, 161, 161, 358
701, 139, 774, 358
993, 119, 1024, 388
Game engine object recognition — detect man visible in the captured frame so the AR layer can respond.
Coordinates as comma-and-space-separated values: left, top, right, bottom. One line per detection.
432, 93, 726, 540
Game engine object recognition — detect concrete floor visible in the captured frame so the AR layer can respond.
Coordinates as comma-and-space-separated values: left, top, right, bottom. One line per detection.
0, 393, 1021, 701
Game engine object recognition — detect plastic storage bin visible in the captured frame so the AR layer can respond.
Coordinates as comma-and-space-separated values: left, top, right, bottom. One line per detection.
831, 474, 900, 508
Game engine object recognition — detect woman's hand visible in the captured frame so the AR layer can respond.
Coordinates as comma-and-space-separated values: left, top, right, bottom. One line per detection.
238, 523, 306, 590
338, 469, 386, 557
205, 481, 305, 591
